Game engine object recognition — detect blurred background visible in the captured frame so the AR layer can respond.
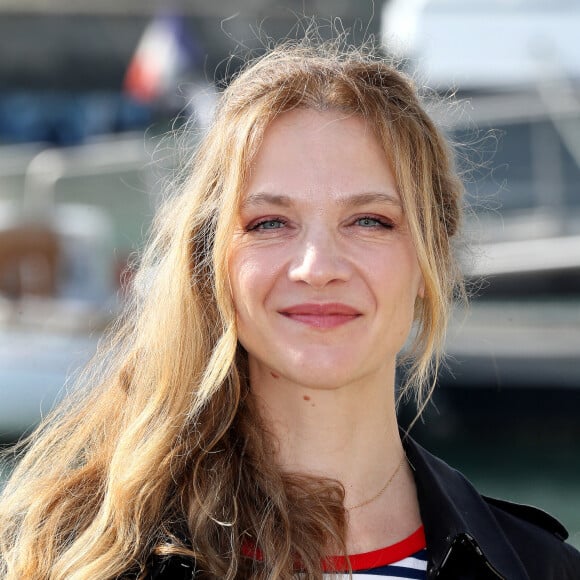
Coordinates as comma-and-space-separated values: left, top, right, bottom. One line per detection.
0, 0, 578, 548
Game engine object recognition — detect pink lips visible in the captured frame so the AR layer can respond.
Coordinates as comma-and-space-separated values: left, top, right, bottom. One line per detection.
279, 303, 361, 329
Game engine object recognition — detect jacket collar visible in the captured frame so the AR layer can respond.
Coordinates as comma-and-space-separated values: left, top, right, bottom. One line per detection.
402, 434, 528, 579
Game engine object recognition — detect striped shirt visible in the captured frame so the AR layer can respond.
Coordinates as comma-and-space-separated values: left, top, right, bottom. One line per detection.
322, 526, 427, 579
242, 526, 427, 579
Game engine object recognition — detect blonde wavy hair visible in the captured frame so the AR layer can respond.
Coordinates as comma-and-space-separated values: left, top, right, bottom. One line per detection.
0, 39, 463, 579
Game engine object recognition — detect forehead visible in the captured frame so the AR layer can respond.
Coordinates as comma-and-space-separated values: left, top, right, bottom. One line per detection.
241, 108, 399, 206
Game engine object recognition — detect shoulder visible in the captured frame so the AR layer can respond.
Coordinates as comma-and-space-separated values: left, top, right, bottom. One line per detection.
483, 495, 568, 541
483, 495, 580, 578
403, 434, 580, 579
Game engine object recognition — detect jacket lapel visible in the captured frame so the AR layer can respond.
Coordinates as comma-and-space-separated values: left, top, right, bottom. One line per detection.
403, 435, 529, 579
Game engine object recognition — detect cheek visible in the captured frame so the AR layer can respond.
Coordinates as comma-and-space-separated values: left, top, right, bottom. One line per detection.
371, 248, 423, 298
229, 257, 251, 313
229, 252, 274, 314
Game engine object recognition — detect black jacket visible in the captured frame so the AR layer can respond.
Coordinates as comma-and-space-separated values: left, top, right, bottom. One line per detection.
404, 436, 580, 579
146, 436, 580, 579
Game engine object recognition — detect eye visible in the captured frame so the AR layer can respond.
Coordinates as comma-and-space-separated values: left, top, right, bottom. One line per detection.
354, 216, 393, 228
247, 218, 287, 231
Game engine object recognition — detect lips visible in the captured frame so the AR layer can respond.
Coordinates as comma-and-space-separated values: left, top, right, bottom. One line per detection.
279, 303, 361, 329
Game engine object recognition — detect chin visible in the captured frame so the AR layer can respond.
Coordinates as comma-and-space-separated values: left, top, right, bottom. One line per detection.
282, 355, 363, 389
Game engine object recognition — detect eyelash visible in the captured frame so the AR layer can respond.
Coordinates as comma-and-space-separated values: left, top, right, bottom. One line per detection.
354, 215, 394, 229
246, 217, 288, 231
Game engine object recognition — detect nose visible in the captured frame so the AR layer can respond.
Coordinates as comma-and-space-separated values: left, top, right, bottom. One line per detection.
288, 227, 351, 288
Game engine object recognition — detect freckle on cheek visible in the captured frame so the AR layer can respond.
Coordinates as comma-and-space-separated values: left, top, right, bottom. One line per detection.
270, 372, 280, 379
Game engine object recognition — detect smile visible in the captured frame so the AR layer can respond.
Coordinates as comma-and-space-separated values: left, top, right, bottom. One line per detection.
279, 303, 361, 329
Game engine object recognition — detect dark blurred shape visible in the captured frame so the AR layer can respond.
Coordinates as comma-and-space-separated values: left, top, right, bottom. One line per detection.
0, 224, 59, 298
0, 93, 152, 146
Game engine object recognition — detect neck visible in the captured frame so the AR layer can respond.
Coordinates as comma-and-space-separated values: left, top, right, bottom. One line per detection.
249, 360, 422, 553
250, 361, 404, 501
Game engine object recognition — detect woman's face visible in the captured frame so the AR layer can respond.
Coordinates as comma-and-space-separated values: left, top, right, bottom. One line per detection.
228, 108, 424, 391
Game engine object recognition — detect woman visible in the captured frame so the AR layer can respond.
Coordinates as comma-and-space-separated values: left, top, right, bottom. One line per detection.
1, 41, 579, 579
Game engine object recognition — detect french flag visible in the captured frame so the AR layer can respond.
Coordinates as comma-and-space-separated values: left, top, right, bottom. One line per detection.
124, 13, 194, 103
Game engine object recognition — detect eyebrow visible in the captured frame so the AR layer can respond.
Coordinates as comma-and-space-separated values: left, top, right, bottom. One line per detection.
241, 192, 293, 209
241, 191, 402, 209
337, 191, 402, 208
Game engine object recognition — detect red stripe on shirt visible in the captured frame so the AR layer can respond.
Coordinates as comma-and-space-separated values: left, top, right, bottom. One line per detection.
323, 526, 426, 572
241, 525, 426, 573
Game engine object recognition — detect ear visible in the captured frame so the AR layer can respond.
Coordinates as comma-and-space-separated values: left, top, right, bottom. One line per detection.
417, 275, 425, 299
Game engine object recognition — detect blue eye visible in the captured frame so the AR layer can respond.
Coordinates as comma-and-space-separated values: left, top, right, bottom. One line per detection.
355, 216, 391, 228
357, 217, 379, 227
250, 218, 286, 231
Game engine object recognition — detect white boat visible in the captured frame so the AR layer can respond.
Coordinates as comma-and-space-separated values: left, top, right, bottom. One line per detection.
383, 0, 580, 388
